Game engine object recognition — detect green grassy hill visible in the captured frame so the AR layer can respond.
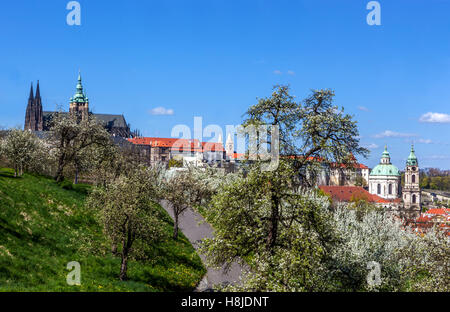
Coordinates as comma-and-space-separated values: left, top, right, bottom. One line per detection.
0, 168, 205, 291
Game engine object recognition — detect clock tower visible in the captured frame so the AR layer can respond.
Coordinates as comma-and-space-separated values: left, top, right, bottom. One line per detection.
403, 144, 421, 211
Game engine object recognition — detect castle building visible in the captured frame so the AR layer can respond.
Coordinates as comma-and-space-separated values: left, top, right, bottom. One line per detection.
403, 145, 421, 210
368, 146, 401, 200
127, 137, 225, 166
24, 72, 132, 138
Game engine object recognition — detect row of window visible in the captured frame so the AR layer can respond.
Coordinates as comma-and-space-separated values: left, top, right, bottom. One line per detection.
406, 174, 417, 184
377, 183, 396, 195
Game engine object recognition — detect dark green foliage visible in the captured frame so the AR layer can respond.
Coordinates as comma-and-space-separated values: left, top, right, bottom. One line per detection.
168, 158, 183, 168
58, 180, 74, 191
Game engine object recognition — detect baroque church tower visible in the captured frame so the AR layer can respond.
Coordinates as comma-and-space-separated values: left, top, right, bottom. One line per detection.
24, 81, 44, 131
403, 144, 421, 211
69, 72, 89, 121
226, 133, 234, 160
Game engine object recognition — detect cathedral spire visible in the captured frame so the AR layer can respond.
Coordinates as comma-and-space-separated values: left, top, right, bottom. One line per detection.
35, 80, 41, 99
29, 82, 34, 100
25, 81, 43, 131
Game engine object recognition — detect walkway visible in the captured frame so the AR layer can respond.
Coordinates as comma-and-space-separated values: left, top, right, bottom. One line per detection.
161, 200, 245, 292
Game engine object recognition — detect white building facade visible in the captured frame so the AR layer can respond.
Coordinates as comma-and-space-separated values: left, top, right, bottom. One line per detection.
369, 146, 401, 200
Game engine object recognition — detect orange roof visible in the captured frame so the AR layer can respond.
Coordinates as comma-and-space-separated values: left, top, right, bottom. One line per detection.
426, 208, 450, 215
331, 162, 369, 169
284, 155, 325, 161
318, 186, 400, 204
284, 155, 368, 169
128, 137, 224, 152
231, 152, 245, 160
202, 142, 225, 152
409, 209, 450, 236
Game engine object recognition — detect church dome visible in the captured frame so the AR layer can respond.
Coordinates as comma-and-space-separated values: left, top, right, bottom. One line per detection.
369, 145, 401, 177
370, 163, 400, 176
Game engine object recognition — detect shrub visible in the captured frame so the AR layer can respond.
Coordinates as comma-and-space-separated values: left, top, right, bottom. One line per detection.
59, 180, 74, 190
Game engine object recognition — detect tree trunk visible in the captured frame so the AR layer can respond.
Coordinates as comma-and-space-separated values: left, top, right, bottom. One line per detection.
55, 156, 65, 182
173, 212, 179, 239
119, 229, 134, 281
74, 168, 79, 185
119, 248, 129, 281
267, 192, 279, 252
111, 242, 118, 255
119, 236, 130, 281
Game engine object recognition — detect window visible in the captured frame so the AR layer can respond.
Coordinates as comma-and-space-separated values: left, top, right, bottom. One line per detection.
388, 184, 392, 195
377, 184, 381, 195
412, 194, 416, 204
412, 175, 416, 183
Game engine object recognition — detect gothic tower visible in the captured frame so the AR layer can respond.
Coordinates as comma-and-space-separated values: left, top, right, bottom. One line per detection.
24, 83, 34, 131
403, 144, 421, 211
226, 133, 234, 160
34, 81, 44, 131
69, 72, 89, 121
24, 81, 44, 131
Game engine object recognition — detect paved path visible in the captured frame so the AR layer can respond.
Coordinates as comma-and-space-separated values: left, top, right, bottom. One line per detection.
161, 200, 245, 292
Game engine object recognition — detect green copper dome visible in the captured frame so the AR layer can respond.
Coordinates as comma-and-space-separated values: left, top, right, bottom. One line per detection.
370, 164, 401, 176
406, 144, 418, 166
370, 145, 401, 177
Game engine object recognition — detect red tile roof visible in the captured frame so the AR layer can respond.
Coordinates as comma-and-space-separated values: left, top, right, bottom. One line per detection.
128, 137, 224, 152
318, 185, 400, 204
426, 208, 450, 215
231, 152, 245, 160
407, 207, 450, 236
331, 162, 369, 169
201, 142, 225, 152
284, 155, 368, 169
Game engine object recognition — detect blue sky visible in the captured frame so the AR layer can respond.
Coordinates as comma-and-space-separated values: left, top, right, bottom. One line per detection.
1, 0, 450, 169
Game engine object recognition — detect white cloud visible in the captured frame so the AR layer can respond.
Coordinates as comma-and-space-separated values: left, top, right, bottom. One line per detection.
373, 130, 417, 139
273, 70, 282, 75
149, 107, 174, 116
358, 106, 369, 112
363, 143, 379, 149
417, 138, 433, 144
419, 112, 450, 123
287, 70, 295, 76
423, 155, 450, 160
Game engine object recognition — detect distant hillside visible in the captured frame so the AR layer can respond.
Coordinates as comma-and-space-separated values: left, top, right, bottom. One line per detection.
0, 168, 205, 291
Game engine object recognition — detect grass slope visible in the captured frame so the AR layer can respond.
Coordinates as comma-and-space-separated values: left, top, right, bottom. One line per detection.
0, 168, 205, 292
